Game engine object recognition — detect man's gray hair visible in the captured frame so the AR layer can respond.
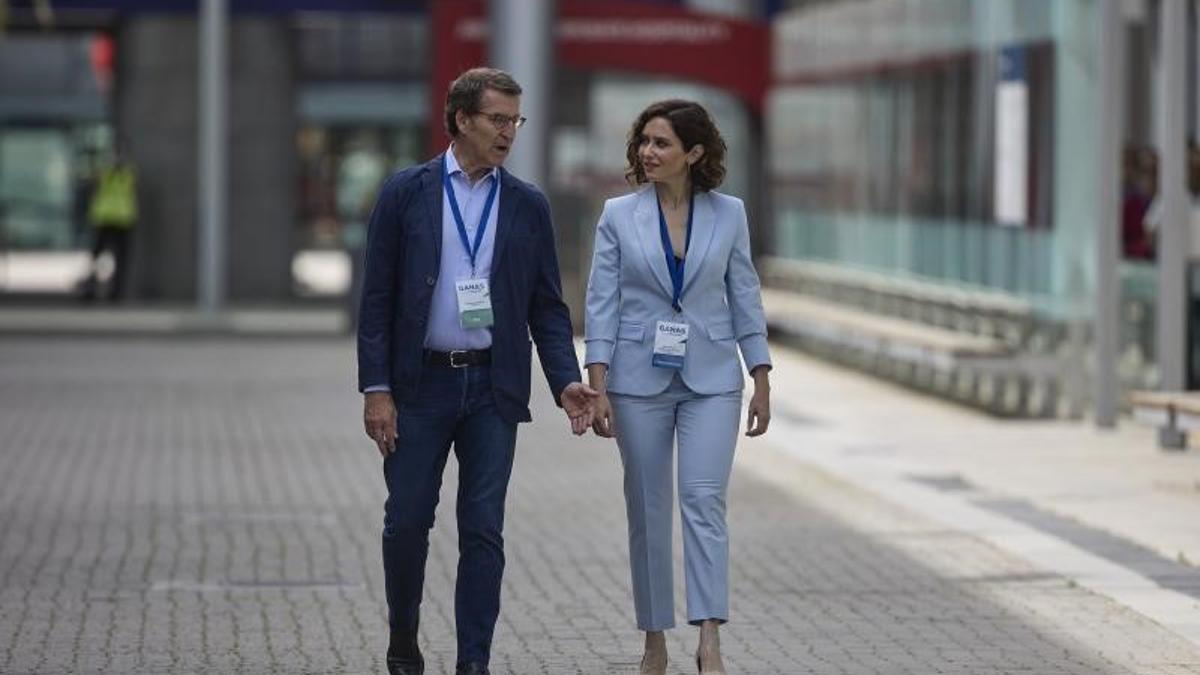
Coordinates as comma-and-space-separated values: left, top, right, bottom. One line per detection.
445, 68, 523, 138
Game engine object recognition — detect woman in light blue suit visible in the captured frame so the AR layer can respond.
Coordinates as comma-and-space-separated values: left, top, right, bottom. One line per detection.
584, 100, 771, 675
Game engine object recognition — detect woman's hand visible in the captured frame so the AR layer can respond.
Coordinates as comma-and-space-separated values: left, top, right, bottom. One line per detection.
745, 366, 771, 437
586, 363, 616, 438
592, 392, 616, 438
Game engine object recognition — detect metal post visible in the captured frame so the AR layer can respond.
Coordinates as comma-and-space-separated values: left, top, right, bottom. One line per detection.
198, 0, 228, 312
489, 0, 554, 188
1095, 0, 1125, 426
1157, 0, 1188, 391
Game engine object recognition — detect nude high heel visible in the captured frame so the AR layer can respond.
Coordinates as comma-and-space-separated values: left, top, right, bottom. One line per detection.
695, 651, 726, 675
640, 654, 667, 675
640, 631, 667, 675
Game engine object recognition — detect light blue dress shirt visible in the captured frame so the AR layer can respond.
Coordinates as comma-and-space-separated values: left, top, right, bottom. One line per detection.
426, 146, 499, 352
365, 147, 498, 393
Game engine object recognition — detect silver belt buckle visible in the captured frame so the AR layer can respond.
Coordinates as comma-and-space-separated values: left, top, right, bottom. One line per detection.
449, 350, 470, 368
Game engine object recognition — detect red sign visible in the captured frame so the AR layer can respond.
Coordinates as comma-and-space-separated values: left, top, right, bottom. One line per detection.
430, 0, 769, 154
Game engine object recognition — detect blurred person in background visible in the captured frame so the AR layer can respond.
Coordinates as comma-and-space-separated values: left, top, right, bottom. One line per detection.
1141, 140, 1200, 260
1122, 146, 1156, 260
80, 146, 137, 302
357, 67, 598, 675
583, 99, 772, 675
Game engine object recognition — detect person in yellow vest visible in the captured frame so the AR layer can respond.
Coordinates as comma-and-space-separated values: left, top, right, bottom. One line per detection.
82, 153, 138, 302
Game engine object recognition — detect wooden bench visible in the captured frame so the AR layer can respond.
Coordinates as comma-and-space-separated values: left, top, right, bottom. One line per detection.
1129, 390, 1200, 449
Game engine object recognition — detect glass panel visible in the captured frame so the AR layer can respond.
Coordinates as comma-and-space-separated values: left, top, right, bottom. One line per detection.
768, 0, 1069, 306
296, 124, 423, 251
0, 129, 73, 250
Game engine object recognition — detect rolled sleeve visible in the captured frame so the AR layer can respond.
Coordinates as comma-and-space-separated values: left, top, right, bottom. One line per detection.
584, 338, 616, 368
737, 334, 772, 373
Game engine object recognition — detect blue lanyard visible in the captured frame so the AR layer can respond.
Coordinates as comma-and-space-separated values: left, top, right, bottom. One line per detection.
657, 192, 694, 313
443, 157, 499, 274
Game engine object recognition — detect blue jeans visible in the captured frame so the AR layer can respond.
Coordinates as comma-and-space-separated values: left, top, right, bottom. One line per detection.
382, 363, 517, 668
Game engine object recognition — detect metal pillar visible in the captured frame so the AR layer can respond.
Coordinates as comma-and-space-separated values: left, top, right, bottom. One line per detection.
1095, 0, 1125, 426
489, 0, 554, 188
198, 0, 228, 312
1157, 0, 1188, 391
1051, 0, 1101, 417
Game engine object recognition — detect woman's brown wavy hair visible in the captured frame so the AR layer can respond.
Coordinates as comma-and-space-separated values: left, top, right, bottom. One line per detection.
624, 99, 727, 192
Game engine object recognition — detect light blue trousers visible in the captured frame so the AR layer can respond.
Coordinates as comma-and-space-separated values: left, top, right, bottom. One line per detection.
609, 376, 742, 631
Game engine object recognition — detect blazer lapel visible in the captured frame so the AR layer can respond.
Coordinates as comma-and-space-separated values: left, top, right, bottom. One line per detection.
490, 167, 519, 282
681, 191, 715, 294
634, 187, 674, 299
421, 154, 445, 264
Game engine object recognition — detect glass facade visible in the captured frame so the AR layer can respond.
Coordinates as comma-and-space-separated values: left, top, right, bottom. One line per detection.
769, 0, 1069, 302
764, 0, 1174, 407
291, 13, 428, 297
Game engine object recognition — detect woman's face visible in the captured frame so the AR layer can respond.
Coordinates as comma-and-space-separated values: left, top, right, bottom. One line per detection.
638, 116, 696, 185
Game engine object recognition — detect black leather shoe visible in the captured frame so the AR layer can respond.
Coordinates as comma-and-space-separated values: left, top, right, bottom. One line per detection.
455, 663, 489, 675
386, 627, 423, 675
386, 657, 424, 675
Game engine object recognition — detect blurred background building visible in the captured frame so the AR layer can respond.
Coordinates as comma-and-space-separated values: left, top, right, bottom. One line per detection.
0, 0, 1196, 421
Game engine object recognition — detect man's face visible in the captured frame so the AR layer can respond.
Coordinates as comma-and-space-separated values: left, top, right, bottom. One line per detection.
456, 88, 522, 169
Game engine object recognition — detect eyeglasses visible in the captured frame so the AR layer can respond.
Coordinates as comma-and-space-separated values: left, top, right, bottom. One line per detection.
477, 112, 527, 130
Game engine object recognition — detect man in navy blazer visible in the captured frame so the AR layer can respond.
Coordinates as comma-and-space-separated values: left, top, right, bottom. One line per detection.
357, 68, 597, 675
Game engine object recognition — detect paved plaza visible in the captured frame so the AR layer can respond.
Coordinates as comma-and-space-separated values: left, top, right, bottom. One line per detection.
2, 337, 1200, 674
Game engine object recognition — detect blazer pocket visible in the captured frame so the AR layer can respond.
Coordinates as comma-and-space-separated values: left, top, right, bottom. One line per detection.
617, 321, 645, 342
706, 319, 735, 341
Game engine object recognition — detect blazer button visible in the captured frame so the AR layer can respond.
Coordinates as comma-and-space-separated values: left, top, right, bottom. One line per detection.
425, 276, 436, 286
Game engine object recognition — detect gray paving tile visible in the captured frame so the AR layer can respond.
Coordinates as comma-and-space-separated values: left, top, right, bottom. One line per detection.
0, 338, 1197, 674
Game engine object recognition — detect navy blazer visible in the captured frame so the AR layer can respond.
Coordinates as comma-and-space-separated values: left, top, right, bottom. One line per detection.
356, 153, 581, 424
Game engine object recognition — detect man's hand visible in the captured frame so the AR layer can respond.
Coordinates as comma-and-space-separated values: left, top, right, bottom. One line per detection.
591, 392, 615, 439
364, 392, 398, 456
561, 382, 600, 436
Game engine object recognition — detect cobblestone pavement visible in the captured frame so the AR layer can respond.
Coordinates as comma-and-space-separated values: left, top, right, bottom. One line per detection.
1, 337, 1199, 674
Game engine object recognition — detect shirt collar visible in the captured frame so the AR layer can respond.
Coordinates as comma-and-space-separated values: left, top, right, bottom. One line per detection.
446, 144, 498, 184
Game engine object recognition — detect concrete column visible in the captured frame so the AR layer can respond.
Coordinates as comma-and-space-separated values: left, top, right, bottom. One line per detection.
119, 13, 294, 303
1051, 0, 1101, 417
119, 16, 199, 301
489, 0, 554, 188
228, 18, 294, 301
1157, 0, 1189, 391
198, 0, 228, 312
1051, 0, 1100, 304
1095, 0, 1125, 426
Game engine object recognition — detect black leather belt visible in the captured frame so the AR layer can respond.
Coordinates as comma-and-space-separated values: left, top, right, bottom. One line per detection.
424, 349, 492, 368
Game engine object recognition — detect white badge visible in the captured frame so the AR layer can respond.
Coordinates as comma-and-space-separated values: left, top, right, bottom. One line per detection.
652, 320, 689, 369
455, 278, 494, 329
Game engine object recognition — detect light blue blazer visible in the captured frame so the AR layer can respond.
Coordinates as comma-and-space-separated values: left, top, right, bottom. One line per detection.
584, 186, 772, 396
